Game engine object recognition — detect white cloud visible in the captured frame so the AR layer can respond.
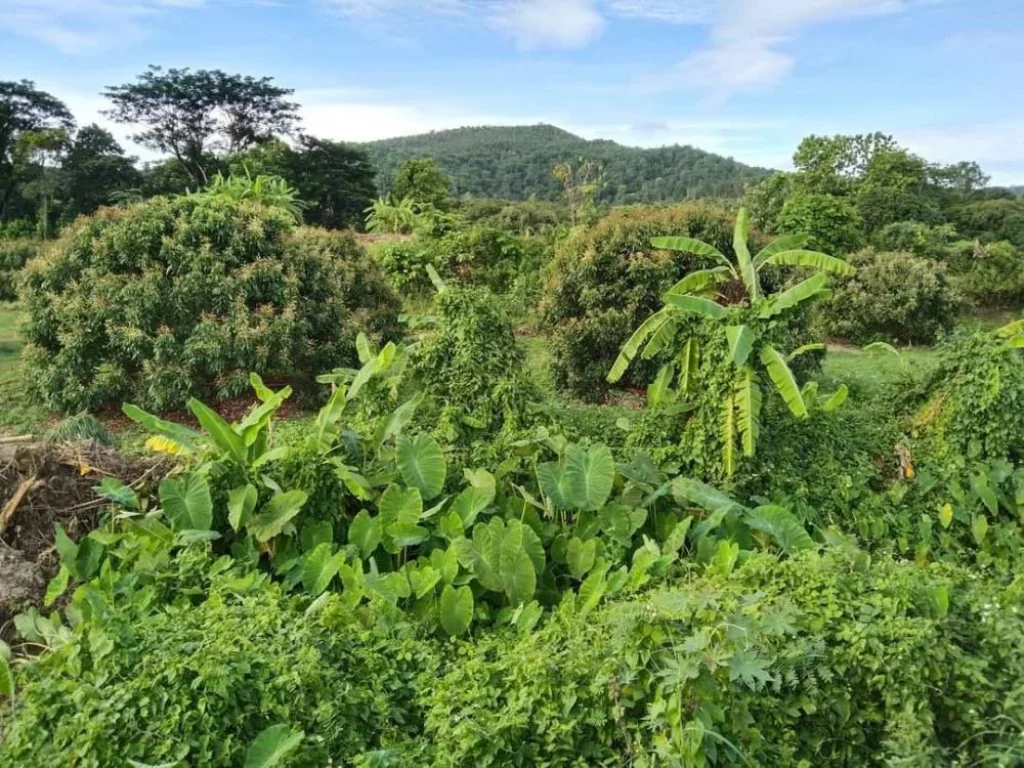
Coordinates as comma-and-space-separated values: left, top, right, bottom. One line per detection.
897, 123, 1024, 186
0, 0, 212, 54
495, 0, 606, 50
664, 0, 905, 96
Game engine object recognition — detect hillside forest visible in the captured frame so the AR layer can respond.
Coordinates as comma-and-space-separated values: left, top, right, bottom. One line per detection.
1, 67, 1024, 767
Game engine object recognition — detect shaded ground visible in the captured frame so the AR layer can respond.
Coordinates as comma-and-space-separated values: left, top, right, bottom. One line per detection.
0, 441, 168, 640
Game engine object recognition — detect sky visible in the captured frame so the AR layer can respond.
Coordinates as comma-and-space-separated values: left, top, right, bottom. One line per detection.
1, 0, 1022, 184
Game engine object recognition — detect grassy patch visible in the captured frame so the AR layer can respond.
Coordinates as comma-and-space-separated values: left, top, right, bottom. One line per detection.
820, 344, 940, 399
0, 303, 51, 436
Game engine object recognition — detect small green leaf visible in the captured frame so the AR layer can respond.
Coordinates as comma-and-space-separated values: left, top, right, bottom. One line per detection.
971, 515, 989, 547
439, 584, 473, 636
228, 484, 258, 532
43, 566, 71, 607
244, 724, 304, 768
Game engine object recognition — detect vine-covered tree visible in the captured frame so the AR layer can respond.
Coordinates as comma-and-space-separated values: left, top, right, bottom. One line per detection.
104, 66, 300, 185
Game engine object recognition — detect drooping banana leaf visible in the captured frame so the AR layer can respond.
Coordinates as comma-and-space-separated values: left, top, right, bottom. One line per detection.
821, 384, 849, 412
751, 233, 812, 268
664, 267, 731, 297
787, 342, 825, 361
651, 236, 733, 270
733, 208, 759, 301
759, 273, 830, 319
734, 367, 762, 457
663, 293, 731, 320
640, 313, 679, 360
725, 324, 755, 367
760, 344, 808, 418
677, 337, 699, 393
721, 395, 737, 476
607, 308, 673, 383
761, 249, 855, 277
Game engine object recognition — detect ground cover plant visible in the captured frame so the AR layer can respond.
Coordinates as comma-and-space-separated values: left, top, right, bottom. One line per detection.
1, 83, 1024, 766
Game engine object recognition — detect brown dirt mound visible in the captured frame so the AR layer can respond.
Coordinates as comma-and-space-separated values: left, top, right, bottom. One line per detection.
0, 441, 169, 639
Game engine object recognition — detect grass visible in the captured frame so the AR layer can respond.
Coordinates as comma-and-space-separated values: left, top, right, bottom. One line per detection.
0, 303, 51, 437
820, 344, 941, 398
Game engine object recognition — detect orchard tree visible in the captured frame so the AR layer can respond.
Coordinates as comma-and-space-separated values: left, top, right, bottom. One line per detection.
0, 80, 74, 223
104, 66, 300, 185
390, 157, 453, 211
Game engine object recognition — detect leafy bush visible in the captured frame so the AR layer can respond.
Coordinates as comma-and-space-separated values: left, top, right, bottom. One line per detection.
873, 220, 958, 257
541, 202, 741, 401
946, 239, 1024, 308
778, 191, 863, 255
823, 248, 959, 344
0, 238, 37, 302
408, 285, 540, 457
909, 326, 1024, 472
0, 572, 435, 767
422, 550, 1024, 766
21, 193, 400, 412
371, 237, 444, 294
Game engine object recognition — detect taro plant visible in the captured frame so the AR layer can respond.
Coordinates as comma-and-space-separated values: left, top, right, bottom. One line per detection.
609, 208, 854, 475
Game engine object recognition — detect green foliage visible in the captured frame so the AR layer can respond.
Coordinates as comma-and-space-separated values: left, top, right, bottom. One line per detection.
389, 158, 453, 211
22, 193, 400, 412
0, 573, 436, 767
407, 285, 540, 456
362, 124, 768, 204
0, 238, 37, 301
541, 202, 741, 401
824, 248, 960, 344
422, 550, 1024, 766
611, 209, 846, 477
778, 191, 863, 254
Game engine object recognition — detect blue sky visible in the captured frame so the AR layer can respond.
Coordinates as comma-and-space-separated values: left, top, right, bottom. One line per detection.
2, 0, 1022, 183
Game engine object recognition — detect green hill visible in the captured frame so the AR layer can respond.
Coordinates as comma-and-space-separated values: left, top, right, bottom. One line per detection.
360, 124, 770, 204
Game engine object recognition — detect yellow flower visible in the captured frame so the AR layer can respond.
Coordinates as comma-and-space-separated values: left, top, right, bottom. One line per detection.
145, 435, 185, 456
904, 464, 915, 479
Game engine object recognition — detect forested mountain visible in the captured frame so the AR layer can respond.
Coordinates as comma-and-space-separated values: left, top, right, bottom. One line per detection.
360, 124, 769, 204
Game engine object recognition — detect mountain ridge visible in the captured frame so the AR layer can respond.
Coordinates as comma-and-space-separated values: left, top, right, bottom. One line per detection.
359, 124, 770, 204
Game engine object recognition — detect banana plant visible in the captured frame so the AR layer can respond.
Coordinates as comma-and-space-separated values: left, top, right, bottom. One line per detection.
609, 208, 855, 475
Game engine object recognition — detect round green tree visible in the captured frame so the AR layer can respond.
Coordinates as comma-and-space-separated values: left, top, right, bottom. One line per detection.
22, 192, 400, 412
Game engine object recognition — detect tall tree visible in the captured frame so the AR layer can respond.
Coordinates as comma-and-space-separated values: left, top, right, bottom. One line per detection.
287, 136, 376, 229
103, 66, 300, 186
60, 125, 142, 222
390, 157, 453, 210
0, 80, 74, 223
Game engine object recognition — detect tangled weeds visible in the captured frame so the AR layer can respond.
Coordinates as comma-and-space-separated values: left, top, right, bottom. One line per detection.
0, 440, 169, 639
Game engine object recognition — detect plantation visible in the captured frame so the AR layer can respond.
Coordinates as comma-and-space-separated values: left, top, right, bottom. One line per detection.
2, 67, 1024, 767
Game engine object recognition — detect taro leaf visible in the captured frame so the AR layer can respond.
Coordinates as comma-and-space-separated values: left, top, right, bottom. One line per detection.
563, 444, 615, 511
972, 515, 989, 547
388, 522, 429, 548
244, 724, 304, 768
499, 520, 537, 604
536, 462, 571, 509
301, 543, 342, 596
970, 473, 1000, 516
671, 478, 742, 513
397, 434, 447, 501
409, 565, 441, 599
578, 561, 610, 617
439, 584, 474, 636
438, 511, 465, 541
379, 484, 423, 527
249, 490, 308, 543
451, 485, 494, 527
514, 600, 543, 633
566, 537, 597, 580
159, 472, 213, 532
300, 520, 333, 553
348, 510, 382, 559
746, 505, 814, 555
94, 477, 139, 510
228, 484, 258, 532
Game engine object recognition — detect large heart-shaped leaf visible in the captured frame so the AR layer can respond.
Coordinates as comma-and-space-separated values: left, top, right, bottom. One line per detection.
228, 484, 258, 532
159, 472, 213, 532
566, 537, 597, 580
439, 584, 473, 636
244, 724, 304, 768
248, 490, 308, 542
563, 444, 615, 511
348, 510, 381, 559
397, 434, 447, 500
301, 542, 343, 596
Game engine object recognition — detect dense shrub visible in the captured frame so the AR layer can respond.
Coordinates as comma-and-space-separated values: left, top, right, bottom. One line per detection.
422, 551, 1024, 766
21, 194, 401, 412
541, 202, 741, 401
909, 329, 1024, 471
0, 574, 435, 767
0, 238, 37, 302
951, 197, 1024, 247
371, 237, 443, 294
778, 191, 863, 255
872, 220, 958, 257
408, 285, 539, 460
824, 248, 959, 344
946, 239, 1024, 308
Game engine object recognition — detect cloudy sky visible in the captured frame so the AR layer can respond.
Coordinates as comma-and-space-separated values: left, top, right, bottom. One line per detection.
2, 0, 1022, 183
